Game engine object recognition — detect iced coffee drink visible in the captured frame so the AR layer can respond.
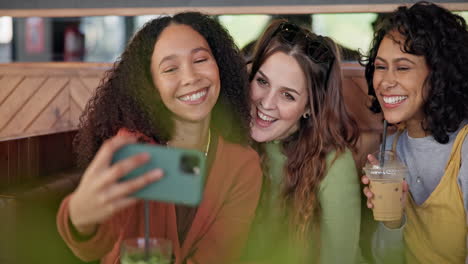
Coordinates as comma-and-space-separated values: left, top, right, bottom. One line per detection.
364, 150, 407, 221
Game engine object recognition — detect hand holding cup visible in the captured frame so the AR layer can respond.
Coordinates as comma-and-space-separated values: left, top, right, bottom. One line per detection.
362, 151, 408, 229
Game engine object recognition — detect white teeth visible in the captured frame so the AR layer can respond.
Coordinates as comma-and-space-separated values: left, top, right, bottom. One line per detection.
257, 110, 275, 122
179, 89, 207, 102
383, 95, 408, 104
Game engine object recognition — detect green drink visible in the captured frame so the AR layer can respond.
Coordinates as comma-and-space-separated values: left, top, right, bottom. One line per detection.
121, 238, 172, 264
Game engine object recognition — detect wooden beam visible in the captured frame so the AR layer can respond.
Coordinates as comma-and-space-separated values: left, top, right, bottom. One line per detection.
0, 3, 467, 17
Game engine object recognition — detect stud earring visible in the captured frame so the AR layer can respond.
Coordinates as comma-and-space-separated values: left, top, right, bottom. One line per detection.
302, 112, 310, 119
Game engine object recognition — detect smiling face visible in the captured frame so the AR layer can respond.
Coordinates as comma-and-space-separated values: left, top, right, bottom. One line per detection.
373, 32, 430, 125
150, 24, 220, 124
250, 51, 309, 142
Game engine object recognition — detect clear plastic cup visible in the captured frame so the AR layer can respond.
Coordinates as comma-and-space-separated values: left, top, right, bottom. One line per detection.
363, 150, 408, 221
121, 237, 173, 264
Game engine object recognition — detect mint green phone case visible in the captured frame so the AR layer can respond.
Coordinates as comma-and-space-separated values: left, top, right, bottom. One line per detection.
112, 144, 207, 206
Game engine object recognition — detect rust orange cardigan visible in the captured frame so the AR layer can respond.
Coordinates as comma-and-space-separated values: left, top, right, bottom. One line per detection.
56, 131, 262, 264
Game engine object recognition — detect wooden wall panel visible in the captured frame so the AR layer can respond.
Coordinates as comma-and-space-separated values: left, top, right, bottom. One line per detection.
27, 86, 71, 134
0, 76, 23, 104
0, 77, 46, 134
70, 97, 82, 128
0, 63, 110, 141
70, 77, 93, 111
342, 63, 383, 132
69, 77, 95, 128
80, 77, 102, 94
1, 77, 69, 138
342, 76, 383, 132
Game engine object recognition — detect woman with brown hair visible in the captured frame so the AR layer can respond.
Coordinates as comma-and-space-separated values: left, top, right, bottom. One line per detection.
244, 20, 361, 263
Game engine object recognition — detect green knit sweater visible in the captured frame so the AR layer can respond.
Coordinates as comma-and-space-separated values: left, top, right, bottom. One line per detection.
262, 141, 362, 264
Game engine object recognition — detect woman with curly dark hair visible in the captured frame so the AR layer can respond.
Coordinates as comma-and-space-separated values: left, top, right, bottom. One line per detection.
361, 2, 468, 263
243, 20, 361, 263
56, 12, 262, 264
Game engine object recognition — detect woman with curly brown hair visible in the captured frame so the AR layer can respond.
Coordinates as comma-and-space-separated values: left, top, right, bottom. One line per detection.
243, 20, 361, 263
361, 2, 468, 263
56, 12, 262, 264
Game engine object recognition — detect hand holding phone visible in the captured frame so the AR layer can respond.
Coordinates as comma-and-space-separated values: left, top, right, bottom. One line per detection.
68, 136, 163, 236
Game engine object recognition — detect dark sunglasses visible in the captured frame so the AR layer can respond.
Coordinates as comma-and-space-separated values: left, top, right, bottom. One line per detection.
272, 22, 335, 81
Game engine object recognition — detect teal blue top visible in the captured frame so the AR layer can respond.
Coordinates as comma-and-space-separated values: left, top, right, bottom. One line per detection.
264, 141, 361, 263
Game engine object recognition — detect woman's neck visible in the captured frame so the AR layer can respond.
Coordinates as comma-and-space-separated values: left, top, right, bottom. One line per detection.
406, 118, 428, 138
168, 116, 211, 152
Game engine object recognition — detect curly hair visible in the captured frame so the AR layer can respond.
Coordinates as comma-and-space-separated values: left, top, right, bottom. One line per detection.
362, 1, 468, 143
250, 20, 359, 239
74, 12, 251, 166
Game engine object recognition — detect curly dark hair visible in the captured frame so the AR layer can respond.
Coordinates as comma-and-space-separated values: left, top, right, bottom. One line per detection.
250, 20, 359, 239
362, 1, 468, 143
74, 12, 251, 166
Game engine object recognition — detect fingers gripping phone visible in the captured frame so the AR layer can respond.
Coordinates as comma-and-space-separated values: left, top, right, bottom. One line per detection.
112, 144, 207, 206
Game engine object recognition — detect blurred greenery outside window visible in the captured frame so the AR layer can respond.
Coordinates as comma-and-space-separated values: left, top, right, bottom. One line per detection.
313, 13, 377, 56
0, 17, 13, 62
219, 13, 376, 58
134, 15, 162, 33
455, 11, 468, 23
219, 11, 468, 60
81, 16, 126, 62
218, 15, 271, 51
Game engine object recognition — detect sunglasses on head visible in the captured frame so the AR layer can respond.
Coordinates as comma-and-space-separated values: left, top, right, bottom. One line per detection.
272, 22, 335, 81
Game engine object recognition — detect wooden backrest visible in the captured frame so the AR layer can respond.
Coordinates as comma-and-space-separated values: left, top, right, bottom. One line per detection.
0, 63, 110, 141
0, 63, 109, 190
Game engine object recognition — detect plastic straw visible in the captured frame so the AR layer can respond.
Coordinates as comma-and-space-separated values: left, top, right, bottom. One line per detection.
380, 120, 388, 167
144, 200, 150, 260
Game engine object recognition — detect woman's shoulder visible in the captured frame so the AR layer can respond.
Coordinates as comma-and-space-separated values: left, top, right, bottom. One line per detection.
325, 148, 355, 168
321, 149, 358, 187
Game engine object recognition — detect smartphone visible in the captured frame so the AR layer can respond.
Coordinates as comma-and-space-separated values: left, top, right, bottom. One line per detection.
112, 144, 207, 206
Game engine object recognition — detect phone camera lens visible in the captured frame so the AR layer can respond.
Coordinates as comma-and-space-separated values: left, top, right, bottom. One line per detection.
180, 154, 201, 175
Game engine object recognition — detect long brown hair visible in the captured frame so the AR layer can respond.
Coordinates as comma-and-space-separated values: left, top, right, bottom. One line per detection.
250, 20, 359, 238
